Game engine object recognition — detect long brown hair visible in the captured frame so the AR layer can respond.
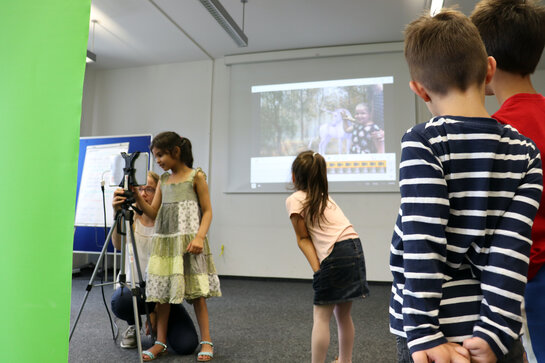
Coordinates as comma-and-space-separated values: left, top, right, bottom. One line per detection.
151, 131, 193, 168
291, 150, 329, 227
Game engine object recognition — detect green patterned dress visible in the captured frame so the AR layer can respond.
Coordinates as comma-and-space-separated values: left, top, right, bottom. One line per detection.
146, 168, 221, 304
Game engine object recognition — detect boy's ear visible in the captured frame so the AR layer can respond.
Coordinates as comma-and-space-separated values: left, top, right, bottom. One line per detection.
409, 81, 431, 102
485, 56, 497, 85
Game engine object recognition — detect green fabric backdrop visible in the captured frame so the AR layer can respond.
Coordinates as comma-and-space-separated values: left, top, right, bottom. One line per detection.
0, 1, 91, 361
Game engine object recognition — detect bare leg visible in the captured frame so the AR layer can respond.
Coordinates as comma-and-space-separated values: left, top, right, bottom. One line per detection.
143, 302, 170, 361
334, 302, 354, 363
312, 304, 335, 363
145, 307, 157, 336
193, 297, 213, 361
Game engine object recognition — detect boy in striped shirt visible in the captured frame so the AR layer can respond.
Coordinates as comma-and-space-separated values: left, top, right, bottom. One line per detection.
390, 9, 543, 363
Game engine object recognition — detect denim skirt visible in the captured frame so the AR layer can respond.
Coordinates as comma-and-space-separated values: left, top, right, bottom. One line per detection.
313, 238, 370, 305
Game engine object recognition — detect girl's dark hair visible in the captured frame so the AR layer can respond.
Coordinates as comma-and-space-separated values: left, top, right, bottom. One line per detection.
291, 150, 329, 227
151, 131, 193, 168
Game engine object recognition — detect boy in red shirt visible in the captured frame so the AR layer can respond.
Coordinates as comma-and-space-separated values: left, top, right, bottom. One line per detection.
471, 1, 545, 361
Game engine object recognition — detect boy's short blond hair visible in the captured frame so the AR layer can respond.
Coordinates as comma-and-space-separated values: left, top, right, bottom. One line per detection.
404, 9, 489, 95
471, 0, 545, 76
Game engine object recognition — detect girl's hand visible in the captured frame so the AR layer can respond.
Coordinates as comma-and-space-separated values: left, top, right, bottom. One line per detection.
371, 129, 385, 153
112, 188, 127, 212
371, 129, 385, 142
186, 236, 204, 254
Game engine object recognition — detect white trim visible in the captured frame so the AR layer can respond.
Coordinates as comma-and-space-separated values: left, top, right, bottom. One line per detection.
224, 42, 404, 65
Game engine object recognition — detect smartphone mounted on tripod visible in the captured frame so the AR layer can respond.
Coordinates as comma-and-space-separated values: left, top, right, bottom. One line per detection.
110, 151, 149, 213
110, 151, 149, 188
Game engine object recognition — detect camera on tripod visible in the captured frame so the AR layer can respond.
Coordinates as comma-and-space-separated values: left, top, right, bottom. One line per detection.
110, 151, 150, 215
120, 189, 136, 209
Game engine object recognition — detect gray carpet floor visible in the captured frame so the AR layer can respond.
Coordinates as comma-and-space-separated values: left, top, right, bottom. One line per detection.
69, 271, 397, 362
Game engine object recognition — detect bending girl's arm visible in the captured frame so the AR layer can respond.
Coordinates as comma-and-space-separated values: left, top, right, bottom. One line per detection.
290, 214, 320, 272
187, 170, 212, 254
133, 181, 162, 219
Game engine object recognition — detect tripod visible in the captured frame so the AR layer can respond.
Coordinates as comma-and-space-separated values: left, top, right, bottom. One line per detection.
70, 198, 155, 363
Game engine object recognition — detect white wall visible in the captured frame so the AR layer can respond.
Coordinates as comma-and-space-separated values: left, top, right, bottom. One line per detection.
81, 61, 213, 173
80, 54, 545, 282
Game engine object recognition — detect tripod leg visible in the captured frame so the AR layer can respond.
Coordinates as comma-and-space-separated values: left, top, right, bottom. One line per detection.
127, 218, 156, 340
129, 281, 145, 363
69, 289, 91, 342
126, 228, 145, 363
70, 219, 118, 341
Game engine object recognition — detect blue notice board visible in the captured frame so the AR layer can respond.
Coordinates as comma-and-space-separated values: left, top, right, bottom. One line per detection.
74, 135, 152, 253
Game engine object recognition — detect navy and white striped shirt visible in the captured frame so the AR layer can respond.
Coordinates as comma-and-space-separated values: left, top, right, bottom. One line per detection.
389, 116, 543, 357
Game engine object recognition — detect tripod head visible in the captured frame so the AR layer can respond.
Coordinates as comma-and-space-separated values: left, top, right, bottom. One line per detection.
113, 151, 148, 236
110, 151, 149, 190
118, 152, 142, 188
115, 151, 148, 216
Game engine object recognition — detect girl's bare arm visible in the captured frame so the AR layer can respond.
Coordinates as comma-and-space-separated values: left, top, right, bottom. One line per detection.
187, 171, 212, 254
290, 214, 320, 272
133, 181, 162, 219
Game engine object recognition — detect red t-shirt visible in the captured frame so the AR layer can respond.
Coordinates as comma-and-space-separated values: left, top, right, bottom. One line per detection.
493, 93, 545, 281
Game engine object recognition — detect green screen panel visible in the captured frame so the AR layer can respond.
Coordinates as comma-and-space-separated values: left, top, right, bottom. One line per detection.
0, 1, 91, 361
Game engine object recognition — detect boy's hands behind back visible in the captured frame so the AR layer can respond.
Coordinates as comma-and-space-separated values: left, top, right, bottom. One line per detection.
411, 338, 497, 363
412, 342, 470, 363
463, 337, 497, 363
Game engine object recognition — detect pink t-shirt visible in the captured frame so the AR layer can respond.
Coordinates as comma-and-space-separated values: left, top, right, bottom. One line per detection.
286, 190, 358, 262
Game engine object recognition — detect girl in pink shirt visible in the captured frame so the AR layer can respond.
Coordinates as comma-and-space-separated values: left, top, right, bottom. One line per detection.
286, 150, 369, 363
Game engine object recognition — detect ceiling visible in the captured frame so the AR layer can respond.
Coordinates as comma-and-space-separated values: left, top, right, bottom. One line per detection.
87, 0, 481, 69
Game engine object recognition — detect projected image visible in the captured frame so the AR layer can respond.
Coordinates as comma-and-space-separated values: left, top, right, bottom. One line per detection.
250, 77, 396, 187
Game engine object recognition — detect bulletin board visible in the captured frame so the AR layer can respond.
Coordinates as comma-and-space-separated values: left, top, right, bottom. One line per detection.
73, 135, 152, 253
